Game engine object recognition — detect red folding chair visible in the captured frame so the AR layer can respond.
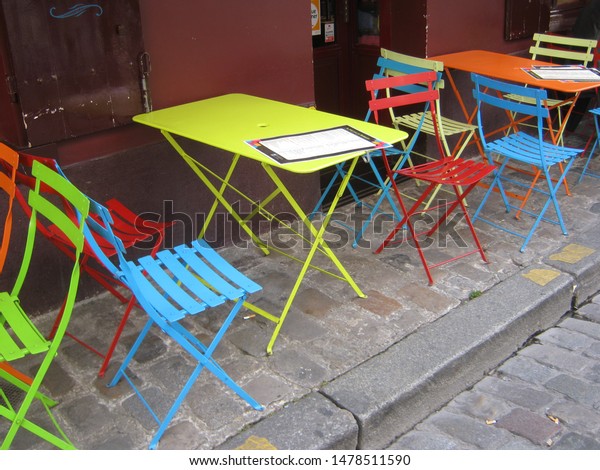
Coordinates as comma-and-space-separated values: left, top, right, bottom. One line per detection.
14, 153, 173, 376
368, 72, 495, 284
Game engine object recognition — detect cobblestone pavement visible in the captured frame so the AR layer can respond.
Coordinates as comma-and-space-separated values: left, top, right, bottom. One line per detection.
2, 117, 600, 451
390, 295, 600, 450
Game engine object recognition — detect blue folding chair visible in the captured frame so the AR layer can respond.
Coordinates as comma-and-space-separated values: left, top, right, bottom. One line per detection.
578, 107, 600, 183
471, 73, 584, 252
82, 198, 263, 449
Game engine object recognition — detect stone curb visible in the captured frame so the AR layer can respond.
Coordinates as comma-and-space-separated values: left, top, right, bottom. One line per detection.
320, 264, 575, 449
213, 237, 600, 451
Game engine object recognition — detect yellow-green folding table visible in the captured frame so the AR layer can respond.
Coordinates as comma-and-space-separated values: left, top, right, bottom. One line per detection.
133, 93, 407, 354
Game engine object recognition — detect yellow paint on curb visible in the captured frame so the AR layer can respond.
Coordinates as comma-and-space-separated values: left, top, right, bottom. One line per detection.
522, 268, 560, 286
549, 243, 596, 264
235, 435, 278, 450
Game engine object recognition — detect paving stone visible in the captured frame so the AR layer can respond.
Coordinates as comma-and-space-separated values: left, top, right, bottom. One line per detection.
449, 390, 514, 422
227, 321, 275, 358
495, 408, 561, 446
537, 326, 596, 351
552, 432, 600, 450
354, 289, 403, 317
278, 310, 328, 342
388, 429, 473, 450
519, 343, 597, 374
157, 420, 208, 450
548, 400, 600, 435
61, 394, 114, 436
267, 348, 331, 388
586, 341, 600, 360
121, 330, 168, 364
397, 282, 457, 313
294, 287, 339, 318
578, 302, 600, 323
243, 372, 302, 406
423, 410, 514, 449
545, 374, 600, 408
496, 354, 560, 385
149, 355, 195, 390
40, 360, 76, 398
476, 376, 557, 411
560, 317, 600, 341
185, 379, 248, 430
121, 386, 172, 431
89, 431, 137, 450
497, 437, 539, 450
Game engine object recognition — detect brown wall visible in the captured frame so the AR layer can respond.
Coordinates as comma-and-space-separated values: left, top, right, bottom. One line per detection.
427, 0, 531, 56
139, 0, 314, 109
56, 0, 315, 164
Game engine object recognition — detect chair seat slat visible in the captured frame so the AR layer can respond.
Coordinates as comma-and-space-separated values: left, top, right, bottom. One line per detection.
192, 240, 261, 294
156, 248, 226, 307
136, 256, 205, 316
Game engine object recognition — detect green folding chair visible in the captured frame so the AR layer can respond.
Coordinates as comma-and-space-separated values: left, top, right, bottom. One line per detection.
0, 161, 90, 449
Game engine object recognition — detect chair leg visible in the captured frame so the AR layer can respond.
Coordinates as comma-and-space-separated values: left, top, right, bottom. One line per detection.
1, 344, 75, 449
110, 298, 262, 449
309, 162, 362, 220
97, 296, 138, 377
108, 317, 154, 388
353, 157, 405, 248
578, 113, 600, 183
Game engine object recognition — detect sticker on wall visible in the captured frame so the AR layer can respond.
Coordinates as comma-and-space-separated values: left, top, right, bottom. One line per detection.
50, 3, 104, 18
311, 0, 321, 36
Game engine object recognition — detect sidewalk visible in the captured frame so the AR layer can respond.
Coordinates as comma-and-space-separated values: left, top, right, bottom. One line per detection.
390, 298, 600, 450
3, 125, 600, 450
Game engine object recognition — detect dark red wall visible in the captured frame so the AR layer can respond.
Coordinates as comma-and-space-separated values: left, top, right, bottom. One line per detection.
427, 0, 531, 56
139, 0, 314, 108
55, 0, 315, 163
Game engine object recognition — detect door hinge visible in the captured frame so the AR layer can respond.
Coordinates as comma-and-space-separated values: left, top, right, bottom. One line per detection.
138, 51, 152, 112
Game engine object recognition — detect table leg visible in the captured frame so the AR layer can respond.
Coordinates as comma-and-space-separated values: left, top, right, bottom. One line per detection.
262, 157, 366, 354
162, 131, 270, 255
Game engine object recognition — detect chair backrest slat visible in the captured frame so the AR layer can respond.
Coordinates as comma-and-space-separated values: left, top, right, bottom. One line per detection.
530, 32, 597, 66
471, 73, 551, 166
366, 70, 446, 159
471, 73, 549, 118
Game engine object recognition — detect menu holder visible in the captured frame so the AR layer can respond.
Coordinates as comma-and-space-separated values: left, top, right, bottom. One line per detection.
246, 125, 392, 164
524, 65, 600, 82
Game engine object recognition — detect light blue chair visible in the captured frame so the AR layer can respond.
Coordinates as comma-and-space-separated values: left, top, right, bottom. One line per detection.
83, 197, 263, 449
577, 107, 600, 183
471, 73, 583, 252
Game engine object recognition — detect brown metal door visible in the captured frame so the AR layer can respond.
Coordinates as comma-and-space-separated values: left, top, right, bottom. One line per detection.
0, 0, 145, 147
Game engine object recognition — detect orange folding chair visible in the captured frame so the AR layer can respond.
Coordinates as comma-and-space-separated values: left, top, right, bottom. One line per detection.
0, 143, 18, 275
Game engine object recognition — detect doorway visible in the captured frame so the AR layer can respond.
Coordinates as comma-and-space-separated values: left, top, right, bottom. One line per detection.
312, 0, 383, 206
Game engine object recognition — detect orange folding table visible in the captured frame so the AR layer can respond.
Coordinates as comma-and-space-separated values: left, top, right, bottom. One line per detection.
430, 49, 600, 148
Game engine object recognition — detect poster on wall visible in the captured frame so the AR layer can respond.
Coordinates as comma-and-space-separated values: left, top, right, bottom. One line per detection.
311, 0, 321, 36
